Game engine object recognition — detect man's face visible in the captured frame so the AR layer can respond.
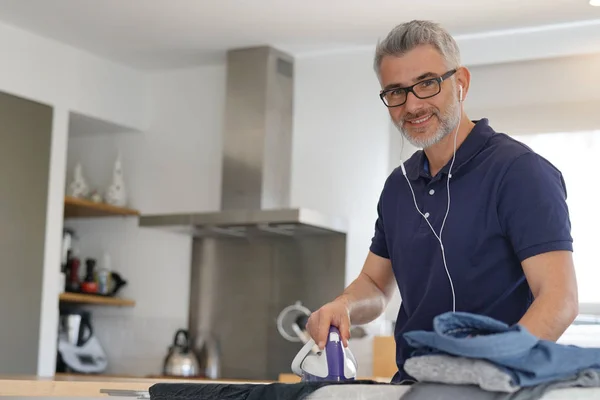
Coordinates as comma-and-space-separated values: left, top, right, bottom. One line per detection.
379, 45, 461, 149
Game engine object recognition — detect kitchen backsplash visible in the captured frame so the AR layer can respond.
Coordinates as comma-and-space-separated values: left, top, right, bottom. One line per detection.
89, 309, 185, 376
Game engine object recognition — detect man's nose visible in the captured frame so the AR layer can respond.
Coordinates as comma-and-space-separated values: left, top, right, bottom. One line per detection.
404, 91, 424, 114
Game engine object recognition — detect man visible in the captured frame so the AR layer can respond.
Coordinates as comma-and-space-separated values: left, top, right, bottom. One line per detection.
305, 20, 579, 384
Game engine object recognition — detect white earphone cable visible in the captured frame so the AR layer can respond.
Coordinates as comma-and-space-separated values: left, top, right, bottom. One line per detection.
399, 85, 462, 313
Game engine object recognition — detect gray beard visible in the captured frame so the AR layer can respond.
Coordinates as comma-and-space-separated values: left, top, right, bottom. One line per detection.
395, 98, 461, 149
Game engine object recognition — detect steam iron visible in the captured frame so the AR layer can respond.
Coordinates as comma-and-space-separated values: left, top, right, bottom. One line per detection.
291, 326, 357, 381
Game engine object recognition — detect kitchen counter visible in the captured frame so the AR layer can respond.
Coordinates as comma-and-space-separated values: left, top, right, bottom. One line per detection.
0, 374, 273, 397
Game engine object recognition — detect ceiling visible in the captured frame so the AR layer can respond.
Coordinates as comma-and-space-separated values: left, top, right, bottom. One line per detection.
0, 0, 598, 70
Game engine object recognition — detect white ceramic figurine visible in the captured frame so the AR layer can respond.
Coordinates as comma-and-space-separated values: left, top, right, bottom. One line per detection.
105, 155, 127, 207
67, 163, 90, 198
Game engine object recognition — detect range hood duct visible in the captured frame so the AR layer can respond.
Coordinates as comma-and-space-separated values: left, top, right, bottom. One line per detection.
221, 46, 293, 211
139, 46, 347, 237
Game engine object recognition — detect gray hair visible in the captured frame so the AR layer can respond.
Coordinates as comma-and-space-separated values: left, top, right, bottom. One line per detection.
374, 20, 461, 78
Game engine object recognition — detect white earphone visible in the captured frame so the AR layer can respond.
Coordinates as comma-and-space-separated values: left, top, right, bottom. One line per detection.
398, 83, 463, 313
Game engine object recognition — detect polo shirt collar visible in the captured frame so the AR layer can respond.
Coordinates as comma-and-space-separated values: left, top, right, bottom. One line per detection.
406, 118, 495, 181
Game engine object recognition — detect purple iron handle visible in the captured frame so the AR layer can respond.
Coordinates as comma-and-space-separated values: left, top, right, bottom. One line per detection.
324, 326, 349, 381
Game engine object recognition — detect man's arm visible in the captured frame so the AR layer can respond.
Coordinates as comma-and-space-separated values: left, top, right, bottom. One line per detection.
518, 250, 578, 340
307, 179, 395, 348
306, 251, 396, 348
337, 251, 397, 325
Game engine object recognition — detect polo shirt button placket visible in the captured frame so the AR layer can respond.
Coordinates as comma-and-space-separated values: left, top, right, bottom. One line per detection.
424, 187, 434, 220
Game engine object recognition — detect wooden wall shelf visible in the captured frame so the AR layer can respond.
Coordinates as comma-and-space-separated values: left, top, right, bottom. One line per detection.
64, 196, 139, 219
59, 292, 136, 307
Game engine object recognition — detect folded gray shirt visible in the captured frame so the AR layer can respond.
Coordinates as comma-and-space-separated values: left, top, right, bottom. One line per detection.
404, 354, 518, 392
403, 355, 600, 400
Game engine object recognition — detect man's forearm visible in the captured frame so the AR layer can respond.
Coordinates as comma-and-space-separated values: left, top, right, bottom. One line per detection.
518, 292, 578, 341
336, 272, 389, 325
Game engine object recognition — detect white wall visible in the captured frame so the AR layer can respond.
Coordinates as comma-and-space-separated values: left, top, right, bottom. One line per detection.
290, 49, 393, 377
0, 20, 148, 376
291, 49, 391, 287
36, 107, 70, 376
0, 21, 146, 131
465, 52, 600, 135
64, 64, 226, 376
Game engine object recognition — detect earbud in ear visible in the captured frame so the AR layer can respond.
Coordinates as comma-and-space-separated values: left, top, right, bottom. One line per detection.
459, 85, 463, 102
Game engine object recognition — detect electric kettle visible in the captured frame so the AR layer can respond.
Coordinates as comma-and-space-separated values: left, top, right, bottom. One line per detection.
162, 329, 200, 377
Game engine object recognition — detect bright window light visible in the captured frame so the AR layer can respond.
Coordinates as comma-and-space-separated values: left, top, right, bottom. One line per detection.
513, 130, 600, 304
591, 0, 600, 6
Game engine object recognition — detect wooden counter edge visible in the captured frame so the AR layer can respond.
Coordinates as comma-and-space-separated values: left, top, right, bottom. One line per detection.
0, 376, 272, 397
0, 379, 153, 397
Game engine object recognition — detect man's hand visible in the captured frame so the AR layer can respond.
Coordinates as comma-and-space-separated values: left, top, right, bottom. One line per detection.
518, 250, 578, 341
306, 299, 351, 349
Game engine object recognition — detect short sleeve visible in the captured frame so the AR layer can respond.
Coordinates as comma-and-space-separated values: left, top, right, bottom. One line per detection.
497, 152, 573, 262
369, 195, 390, 259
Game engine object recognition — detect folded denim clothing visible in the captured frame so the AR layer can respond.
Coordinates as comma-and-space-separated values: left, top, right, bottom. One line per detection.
403, 354, 518, 392
403, 311, 600, 388
506, 369, 600, 400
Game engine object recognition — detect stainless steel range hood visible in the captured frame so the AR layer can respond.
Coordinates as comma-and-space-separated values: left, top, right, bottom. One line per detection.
139, 208, 347, 238
139, 46, 349, 381
139, 46, 347, 237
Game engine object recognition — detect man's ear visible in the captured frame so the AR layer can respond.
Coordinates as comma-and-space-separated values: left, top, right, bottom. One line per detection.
456, 66, 471, 102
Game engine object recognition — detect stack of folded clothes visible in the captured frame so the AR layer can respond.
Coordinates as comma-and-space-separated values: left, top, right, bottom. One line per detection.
400, 312, 600, 400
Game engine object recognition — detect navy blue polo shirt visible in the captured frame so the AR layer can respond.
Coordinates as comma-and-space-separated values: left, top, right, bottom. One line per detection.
370, 118, 573, 383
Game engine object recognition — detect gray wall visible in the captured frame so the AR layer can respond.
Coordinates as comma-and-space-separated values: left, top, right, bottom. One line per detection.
0, 90, 53, 373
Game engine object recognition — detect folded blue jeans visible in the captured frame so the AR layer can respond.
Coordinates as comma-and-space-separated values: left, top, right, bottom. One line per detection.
403, 311, 600, 387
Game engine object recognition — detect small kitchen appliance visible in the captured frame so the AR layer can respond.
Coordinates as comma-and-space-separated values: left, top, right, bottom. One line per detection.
277, 301, 313, 345
291, 326, 357, 381
56, 309, 108, 374
163, 329, 200, 377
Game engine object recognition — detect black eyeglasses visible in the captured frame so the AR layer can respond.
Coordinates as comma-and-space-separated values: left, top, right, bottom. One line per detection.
379, 69, 457, 108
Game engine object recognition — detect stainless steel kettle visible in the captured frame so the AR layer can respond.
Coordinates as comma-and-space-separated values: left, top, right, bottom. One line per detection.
162, 329, 200, 377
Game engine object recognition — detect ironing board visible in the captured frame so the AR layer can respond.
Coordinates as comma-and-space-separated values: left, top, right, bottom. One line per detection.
100, 383, 408, 399
306, 385, 600, 399
101, 384, 600, 399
